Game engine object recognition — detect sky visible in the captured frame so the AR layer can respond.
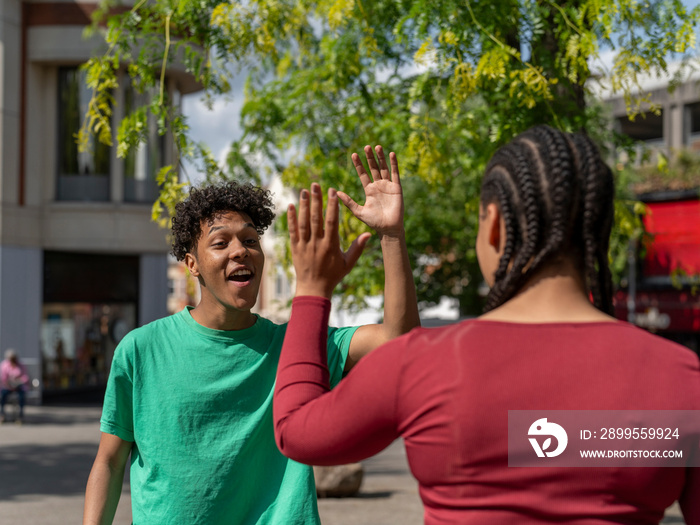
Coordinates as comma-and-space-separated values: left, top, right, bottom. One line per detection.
180, 68, 248, 185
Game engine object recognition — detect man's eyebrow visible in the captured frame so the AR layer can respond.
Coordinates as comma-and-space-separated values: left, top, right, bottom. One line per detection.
206, 223, 257, 235
207, 225, 225, 235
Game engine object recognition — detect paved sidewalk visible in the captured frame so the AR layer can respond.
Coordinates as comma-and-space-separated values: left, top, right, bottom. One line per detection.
0, 404, 423, 525
0, 404, 687, 525
0, 404, 132, 525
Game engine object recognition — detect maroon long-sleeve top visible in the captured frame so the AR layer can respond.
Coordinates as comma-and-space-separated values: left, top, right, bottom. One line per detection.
274, 296, 700, 524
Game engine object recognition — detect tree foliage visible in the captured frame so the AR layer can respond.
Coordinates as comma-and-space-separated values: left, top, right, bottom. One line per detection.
84, 0, 700, 314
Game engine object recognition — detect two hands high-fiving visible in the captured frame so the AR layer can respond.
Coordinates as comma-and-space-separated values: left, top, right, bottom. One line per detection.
288, 145, 404, 299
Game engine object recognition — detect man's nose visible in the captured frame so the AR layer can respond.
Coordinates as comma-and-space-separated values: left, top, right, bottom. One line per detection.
228, 240, 249, 259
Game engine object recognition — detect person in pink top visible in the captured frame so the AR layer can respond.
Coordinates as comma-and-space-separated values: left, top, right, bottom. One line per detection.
274, 126, 700, 524
1, 349, 30, 424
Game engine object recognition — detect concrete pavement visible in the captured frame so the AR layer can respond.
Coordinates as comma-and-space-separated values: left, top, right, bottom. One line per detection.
0, 404, 687, 524
0, 404, 423, 525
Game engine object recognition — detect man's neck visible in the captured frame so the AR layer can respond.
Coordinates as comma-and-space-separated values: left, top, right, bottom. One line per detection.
190, 302, 257, 331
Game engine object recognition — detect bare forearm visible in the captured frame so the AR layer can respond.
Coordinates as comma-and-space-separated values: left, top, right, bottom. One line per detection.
379, 230, 420, 340
83, 461, 126, 525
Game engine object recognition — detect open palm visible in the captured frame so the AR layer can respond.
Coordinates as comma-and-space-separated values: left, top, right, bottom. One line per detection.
338, 146, 405, 236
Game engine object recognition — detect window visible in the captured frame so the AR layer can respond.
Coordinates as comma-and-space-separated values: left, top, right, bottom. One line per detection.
616, 111, 664, 142
42, 251, 139, 393
57, 67, 111, 201
684, 102, 700, 149
123, 84, 164, 203
616, 111, 666, 166
41, 303, 136, 392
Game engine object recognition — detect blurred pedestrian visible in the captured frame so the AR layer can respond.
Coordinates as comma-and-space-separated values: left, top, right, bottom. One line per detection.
1, 349, 30, 424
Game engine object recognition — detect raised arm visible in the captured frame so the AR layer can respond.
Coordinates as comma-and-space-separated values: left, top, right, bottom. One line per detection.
338, 146, 420, 369
275, 184, 401, 464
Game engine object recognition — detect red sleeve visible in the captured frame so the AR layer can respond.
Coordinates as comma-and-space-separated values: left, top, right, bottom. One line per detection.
274, 296, 402, 466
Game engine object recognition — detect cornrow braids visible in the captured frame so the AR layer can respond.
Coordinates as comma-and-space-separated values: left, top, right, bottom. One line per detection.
570, 133, 615, 314
480, 125, 615, 313
481, 170, 521, 311
522, 125, 581, 275
482, 141, 545, 311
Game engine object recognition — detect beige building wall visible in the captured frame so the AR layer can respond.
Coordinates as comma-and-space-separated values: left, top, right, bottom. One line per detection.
0, 0, 201, 399
602, 66, 700, 157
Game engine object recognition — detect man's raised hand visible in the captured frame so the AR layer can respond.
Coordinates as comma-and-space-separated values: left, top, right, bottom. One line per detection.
337, 146, 404, 237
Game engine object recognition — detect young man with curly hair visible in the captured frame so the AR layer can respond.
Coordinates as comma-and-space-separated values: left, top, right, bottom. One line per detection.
83, 146, 420, 525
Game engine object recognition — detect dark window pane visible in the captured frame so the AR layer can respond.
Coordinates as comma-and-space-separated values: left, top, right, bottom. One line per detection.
617, 111, 664, 142
685, 102, 700, 151
123, 83, 163, 203
687, 102, 700, 134
44, 251, 139, 303
57, 67, 111, 201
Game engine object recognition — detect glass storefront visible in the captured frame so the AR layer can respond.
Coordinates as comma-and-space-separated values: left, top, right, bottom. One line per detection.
41, 303, 135, 391
43, 251, 139, 396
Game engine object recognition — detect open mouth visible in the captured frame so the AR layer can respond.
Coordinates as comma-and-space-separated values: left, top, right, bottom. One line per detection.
228, 268, 254, 283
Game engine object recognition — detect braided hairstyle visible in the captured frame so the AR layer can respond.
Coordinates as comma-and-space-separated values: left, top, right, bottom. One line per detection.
480, 125, 614, 314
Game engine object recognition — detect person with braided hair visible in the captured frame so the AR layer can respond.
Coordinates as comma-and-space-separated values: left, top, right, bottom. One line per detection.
274, 125, 700, 524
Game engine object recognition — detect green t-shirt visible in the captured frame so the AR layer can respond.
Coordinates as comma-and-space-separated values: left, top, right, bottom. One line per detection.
100, 307, 357, 525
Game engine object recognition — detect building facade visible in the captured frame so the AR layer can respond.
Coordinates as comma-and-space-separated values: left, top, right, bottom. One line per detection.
605, 67, 700, 156
1, 0, 199, 400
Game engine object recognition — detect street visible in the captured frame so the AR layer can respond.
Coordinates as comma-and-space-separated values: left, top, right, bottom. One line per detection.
0, 404, 423, 525
0, 404, 685, 524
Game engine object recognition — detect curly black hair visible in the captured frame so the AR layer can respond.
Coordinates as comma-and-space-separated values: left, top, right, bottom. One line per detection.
171, 181, 276, 261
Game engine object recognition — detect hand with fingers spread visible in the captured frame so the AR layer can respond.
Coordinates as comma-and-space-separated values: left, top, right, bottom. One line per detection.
338, 146, 405, 238
288, 183, 371, 299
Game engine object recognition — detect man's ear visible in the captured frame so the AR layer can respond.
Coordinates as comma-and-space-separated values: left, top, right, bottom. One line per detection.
184, 252, 199, 277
